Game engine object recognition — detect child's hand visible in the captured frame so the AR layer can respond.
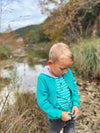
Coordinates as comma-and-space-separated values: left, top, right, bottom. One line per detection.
61, 112, 72, 121
72, 106, 79, 120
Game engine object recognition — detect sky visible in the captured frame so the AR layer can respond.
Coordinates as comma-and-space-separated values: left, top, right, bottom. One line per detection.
0, 0, 48, 32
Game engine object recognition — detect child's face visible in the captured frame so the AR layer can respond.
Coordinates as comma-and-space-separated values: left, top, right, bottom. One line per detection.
48, 58, 73, 77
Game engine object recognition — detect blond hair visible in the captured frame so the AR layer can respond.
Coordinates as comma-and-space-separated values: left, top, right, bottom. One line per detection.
49, 43, 74, 62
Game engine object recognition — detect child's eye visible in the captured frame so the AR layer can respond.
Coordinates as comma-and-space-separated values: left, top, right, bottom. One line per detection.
60, 68, 68, 71
60, 68, 64, 70
60, 68, 67, 71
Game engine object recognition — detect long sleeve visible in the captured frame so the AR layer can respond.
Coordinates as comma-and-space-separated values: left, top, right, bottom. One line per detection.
36, 76, 62, 119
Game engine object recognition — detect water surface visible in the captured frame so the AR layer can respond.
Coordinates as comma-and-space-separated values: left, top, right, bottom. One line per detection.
1, 62, 45, 93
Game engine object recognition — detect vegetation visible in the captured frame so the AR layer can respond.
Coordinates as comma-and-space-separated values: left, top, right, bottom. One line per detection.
0, 29, 22, 60
0, 68, 22, 115
23, 42, 50, 64
39, 0, 100, 43
1, 93, 48, 133
0, 0, 100, 132
15, 24, 43, 38
15, 24, 49, 44
0, 77, 10, 92
8, 0, 99, 45
1, 45, 13, 60
27, 49, 49, 65
71, 38, 100, 80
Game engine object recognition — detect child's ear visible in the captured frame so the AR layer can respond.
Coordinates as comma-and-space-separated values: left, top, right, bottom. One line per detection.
48, 60, 53, 67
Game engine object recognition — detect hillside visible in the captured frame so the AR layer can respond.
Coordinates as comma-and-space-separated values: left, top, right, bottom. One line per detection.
15, 23, 43, 38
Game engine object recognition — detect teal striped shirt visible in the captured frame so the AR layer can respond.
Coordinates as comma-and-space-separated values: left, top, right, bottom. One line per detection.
55, 76, 72, 111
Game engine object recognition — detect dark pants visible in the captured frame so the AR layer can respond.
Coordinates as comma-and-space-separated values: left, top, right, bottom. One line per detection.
49, 118, 75, 133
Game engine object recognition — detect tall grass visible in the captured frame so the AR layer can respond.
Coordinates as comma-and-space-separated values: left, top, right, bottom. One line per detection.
0, 68, 22, 115
0, 77, 10, 92
71, 38, 100, 80
1, 93, 48, 133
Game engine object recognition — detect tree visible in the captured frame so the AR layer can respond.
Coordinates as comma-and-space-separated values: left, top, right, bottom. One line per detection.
23, 26, 49, 44
39, 0, 100, 43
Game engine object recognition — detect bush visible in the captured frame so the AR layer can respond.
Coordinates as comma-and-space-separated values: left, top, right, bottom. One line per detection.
1, 45, 12, 60
71, 38, 100, 79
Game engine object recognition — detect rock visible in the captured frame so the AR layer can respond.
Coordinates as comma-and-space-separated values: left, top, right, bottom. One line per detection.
4, 65, 13, 69
75, 77, 100, 133
13, 53, 27, 57
12, 48, 28, 57
38, 59, 47, 62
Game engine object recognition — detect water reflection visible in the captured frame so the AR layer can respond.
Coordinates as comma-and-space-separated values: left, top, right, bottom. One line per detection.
1, 62, 45, 93
0, 48, 48, 111
15, 63, 44, 93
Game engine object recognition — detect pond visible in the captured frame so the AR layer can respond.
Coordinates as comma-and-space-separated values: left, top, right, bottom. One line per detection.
1, 62, 46, 93
0, 48, 48, 110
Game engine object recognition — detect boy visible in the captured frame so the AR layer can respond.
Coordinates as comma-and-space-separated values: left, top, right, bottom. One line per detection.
37, 43, 80, 133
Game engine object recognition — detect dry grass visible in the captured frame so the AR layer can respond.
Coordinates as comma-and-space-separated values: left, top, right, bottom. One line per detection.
1, 93, 48, 133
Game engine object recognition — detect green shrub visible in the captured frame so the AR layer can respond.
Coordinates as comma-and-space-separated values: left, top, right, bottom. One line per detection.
71, 38, 100, 79
1, 45, 12, 60
27, 51, 36, 63
26, 44, 49, 64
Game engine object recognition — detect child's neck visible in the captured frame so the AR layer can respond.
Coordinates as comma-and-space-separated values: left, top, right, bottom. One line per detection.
48, 68, 57, 77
